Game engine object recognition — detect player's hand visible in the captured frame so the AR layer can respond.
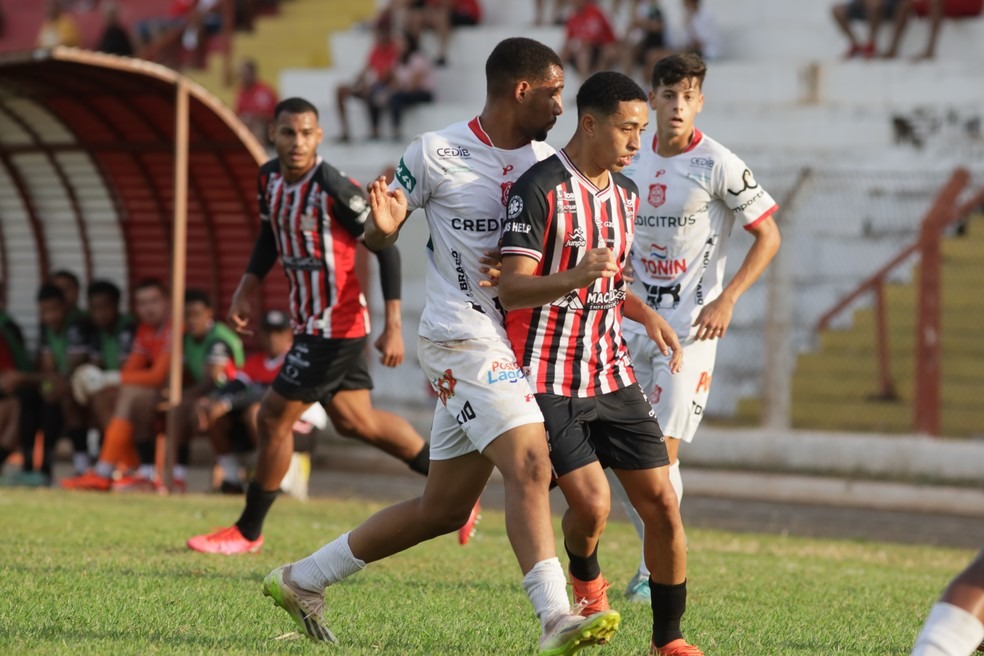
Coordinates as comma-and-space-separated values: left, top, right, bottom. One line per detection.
646, 312, 683, 374
367, 177, 409, 236
622, 258, 637, 284
572, 248, 619, 287
478, 249, 502, 288
693, 295, 734, 341
374, 324, 405, 368
227, 285, 253, 336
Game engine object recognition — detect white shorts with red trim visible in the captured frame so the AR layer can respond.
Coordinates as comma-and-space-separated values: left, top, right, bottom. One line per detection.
626, 331, 718, 443
418, 336, 544, 461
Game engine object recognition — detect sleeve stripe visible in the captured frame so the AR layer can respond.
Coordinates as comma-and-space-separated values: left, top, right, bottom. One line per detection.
744, 204, 779, 231
501, 246, 542, 262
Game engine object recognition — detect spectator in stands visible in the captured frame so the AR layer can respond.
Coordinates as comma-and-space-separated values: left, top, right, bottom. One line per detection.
679, 0, 722, 59
70, 280, 138, 472
61, 278, 171, 492
34, 283, 91, 484
620, 0, 670, 83
560, 0, 619, 80
235, 59, 278, 146
37, 0, 82, 49
97, 2, 134, 57
136, 0, 222, 68
832, 0, 907, 58
535, 0, 567, 25
335, 20, 399, 142
196, 309, 293, 493
403, 0, 481, 66
883, 0, 983, 59
372, 32, 435, 142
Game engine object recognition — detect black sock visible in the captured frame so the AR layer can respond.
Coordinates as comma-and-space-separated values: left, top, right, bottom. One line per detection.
566, 541, 601, 581
407, 446, 429, 476
650, 579, 687, 647
235, 482, 278, 541
69, 427, 88, 456
0, 447, 11, 467
136, 439, 156, 468
177, 443, 190, 467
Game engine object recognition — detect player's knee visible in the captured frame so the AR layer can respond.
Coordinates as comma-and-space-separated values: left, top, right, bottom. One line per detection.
638, 485, 682, 531
255, 403, 290, 444
574, 494, 611, 533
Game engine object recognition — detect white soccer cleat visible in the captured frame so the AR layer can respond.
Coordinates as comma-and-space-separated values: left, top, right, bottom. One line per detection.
539, 609, 620, 655
262, 564, 337, 644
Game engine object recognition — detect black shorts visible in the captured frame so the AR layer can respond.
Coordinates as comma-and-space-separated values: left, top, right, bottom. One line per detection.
537, 384, 669, 478
272, 335, 373, 404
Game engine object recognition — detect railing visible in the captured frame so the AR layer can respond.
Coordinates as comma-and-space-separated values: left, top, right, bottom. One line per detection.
814, 168, 984, 436
138, 0, 235, 86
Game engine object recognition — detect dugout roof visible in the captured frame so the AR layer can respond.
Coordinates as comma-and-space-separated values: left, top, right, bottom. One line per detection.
0, 47, 285, 343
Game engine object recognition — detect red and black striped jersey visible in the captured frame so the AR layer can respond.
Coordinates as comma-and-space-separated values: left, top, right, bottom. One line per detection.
502, 150, 639, 398
258, 157, 370, 339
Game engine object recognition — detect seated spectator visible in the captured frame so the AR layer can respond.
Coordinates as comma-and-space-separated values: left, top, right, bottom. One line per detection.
97, 2, 134, 57
173, 288, 244, 490
535, 0, 567, 25
35, 283, 92, 485
832, 0, 907, 58
234, 59, 278, 146
403, 0, 481, 66
61, 278, 172, 492
560, 0, 619, 80
71, 280, 138, 472
371, 32, 435, 142
136, 0, 222, 68
335, 21, 399, 142
37, 0, 82, 49
50, 269, 85, 323
679, 0, 721, 60
0, 304, 42, 486
883, 0, 983, 59
620, 0, 670, 83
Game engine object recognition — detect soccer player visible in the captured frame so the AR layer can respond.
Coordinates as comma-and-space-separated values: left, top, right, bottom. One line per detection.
498, 71, 701, 656
912, 549, 984, 656
616, 52, 780, 602
186, 97, 429, 555
259, 38, 620, 654
61, 278, 172, 491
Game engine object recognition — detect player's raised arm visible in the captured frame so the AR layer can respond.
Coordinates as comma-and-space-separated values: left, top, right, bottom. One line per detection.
365, 177, 409, 251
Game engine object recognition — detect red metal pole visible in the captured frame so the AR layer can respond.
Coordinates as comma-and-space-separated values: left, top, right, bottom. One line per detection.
873, 282, 896, 399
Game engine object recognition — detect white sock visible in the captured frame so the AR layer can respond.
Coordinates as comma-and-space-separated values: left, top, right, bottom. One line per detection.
669, 459, 683, 506
291, 532, 366, 593
173, 465, 186, 481
73, 452, 90, 475
93, 460, 114, 478
217, 454, 240, 483
137, 464, 155, 479
912, 602, 984, 656
522, 557, 571, 628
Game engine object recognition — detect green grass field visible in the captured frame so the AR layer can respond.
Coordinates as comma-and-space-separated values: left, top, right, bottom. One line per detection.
0, 489, 972, 655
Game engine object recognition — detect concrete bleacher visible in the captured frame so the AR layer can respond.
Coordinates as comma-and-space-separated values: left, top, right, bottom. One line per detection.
275, 0, 984, 417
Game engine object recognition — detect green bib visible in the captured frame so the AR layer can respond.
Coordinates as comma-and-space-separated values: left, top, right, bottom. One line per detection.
184, 323, 244, 384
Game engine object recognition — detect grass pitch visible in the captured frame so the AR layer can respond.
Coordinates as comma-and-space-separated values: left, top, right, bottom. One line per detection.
0, 489, 971, 654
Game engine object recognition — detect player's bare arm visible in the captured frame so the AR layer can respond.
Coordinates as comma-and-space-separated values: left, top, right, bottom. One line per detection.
374, 299, 405, 368
624, 289, 683, 374
228, 274, 260, 336
498, 247, 618, 311
365, 177, 409, 251
693, 214, 780, 341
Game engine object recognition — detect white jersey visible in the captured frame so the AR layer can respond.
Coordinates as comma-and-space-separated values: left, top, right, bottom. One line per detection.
622, 129, 778, 338
392, 117, 555, 342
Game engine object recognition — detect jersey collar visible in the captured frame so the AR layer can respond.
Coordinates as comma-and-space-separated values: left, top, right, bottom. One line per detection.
651, 128, 703, 155
468, 116, 493, 147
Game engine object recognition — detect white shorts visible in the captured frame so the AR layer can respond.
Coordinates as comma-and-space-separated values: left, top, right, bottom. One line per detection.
625, 331, 718, 443
418, 335, 544, 461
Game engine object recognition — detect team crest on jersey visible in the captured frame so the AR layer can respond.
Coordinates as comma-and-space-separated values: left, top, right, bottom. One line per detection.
565, 226, 586, 248
501, 182, 513, 207
300, 212, 317, 231
552, 290, 584, 310
432, 368, 456, 406
507, 194, 523, 219
648, 183, 667, 208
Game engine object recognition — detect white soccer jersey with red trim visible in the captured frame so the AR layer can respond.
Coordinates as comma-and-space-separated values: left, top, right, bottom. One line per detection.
621, 129, 778, 337
391, 117, 555, 341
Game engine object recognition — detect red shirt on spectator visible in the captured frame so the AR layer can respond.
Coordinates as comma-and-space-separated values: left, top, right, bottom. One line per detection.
566, 2, 616, 46
367, 42, 399, 80
235, 81, 278, 120
427, 0, 482, 22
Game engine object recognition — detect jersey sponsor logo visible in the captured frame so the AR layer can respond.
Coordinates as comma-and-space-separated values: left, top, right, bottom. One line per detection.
501, 164, 514, 175
731, 189, 766, 213
694, 235, 717, 306
636, 214, 697, 228
436, 147, 471, 158
696, 371, 712, 394
654, 169, 666, 178
455, 400, 476, 425
501, 181, 513, 207
565, 226, 586, 247
281, 255, 323, 271
584, 288, 625, 310
640, 281, 682, 309
484, 359, 527, 384
648, 183, 667, 208
649, 243, 669, 260
395, 157, 417, 192
507, 194, 523, 219
432, 368, 456, 405
639, 243, 687, 279
503, 221, 531, 234
348, 194, 368, 214
726, 168, 759, 196
552, 290, 584, 310
692, 400, 704, 415
451, 217, 500, 231
690, 156, 714, 170
451, 249, 472, 293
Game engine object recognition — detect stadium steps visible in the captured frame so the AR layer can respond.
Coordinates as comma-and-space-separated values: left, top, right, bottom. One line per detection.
735, 213, 984, 436
183, 0, 376, 107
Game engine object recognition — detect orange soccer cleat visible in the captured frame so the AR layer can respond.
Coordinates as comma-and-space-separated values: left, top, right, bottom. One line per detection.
187, 525, 264, 555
